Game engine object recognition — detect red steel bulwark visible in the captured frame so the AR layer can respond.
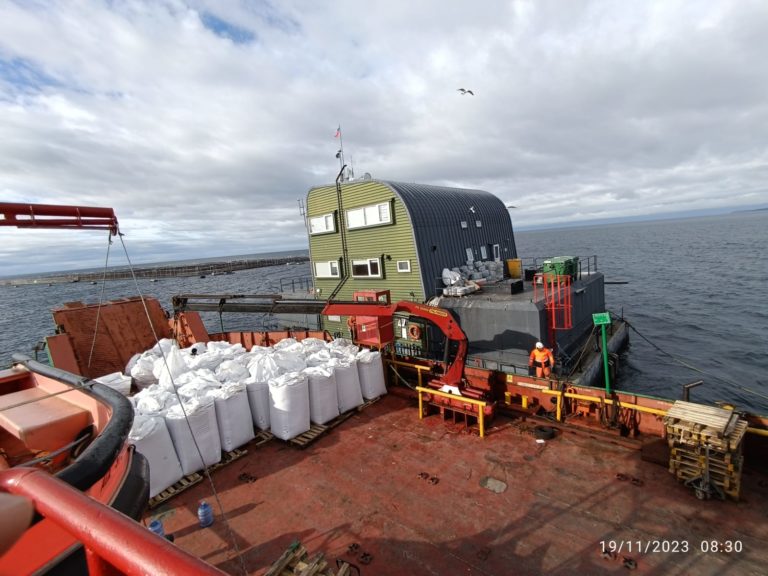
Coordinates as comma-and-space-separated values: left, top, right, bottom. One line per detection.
0, 468, 225, 576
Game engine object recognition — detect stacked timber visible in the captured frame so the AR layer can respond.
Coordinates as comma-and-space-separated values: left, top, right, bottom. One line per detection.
663, 400, 747, 500
265, 541, 353, 576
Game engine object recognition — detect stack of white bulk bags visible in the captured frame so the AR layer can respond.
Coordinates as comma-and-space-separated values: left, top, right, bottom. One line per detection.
165, 398, 222, 475
127, 334, 379, 472
207, 383, 254, 452
268, 372, 310, 441
331, 357, 364, 413
356, 349, 387, 400
128, 414, 183, 498
304, 366, 339, 425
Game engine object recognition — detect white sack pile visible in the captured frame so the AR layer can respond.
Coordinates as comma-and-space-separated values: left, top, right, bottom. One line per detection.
127, 336, 387, 482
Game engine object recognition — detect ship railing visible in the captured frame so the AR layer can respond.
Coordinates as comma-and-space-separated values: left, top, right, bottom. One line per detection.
279, 275, 314, 293
416, 386, 489, 438
524, 255, 599, 281
0, 467, 226, 576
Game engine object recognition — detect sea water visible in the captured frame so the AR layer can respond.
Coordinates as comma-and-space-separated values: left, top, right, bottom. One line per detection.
1, 212, 766, 413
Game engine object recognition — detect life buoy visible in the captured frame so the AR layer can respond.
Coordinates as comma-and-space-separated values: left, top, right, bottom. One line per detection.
408, 323, 422, 340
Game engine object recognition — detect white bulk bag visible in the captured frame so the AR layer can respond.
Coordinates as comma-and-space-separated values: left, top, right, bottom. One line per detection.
165, 398, 222, 475
268, 372, 310, 441
129, 415, 184, 498
215, 359, 250, 384
132, 385, 176, 416
304, 366, 340, 425
331, 358, 364, 413
245, 377, 271, 431
207, 386, 255, 452
130, 352, 159, 389
94, 371, 132, 396
356, 350, 387, 400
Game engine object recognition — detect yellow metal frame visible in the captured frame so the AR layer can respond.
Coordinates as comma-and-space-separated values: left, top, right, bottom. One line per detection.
389, 358, 768, 439
540, 389, 768, 437
416, 386, 488, 437
387, 359, 432, 388
540, 389, 669, 421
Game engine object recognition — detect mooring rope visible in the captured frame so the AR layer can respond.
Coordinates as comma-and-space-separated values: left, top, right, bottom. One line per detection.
87, 230, 114, 369
615, 312, 768, 403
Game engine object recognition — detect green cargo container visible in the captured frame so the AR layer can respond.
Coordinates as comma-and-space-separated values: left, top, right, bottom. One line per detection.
541, 256, 579, 278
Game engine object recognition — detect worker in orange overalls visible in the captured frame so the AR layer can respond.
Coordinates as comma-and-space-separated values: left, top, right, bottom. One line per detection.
529, 342, 555, 378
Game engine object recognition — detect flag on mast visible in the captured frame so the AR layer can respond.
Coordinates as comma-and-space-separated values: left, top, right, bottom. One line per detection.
334, 125, 341, 138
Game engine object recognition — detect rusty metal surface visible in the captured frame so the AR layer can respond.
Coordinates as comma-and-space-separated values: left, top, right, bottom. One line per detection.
157, 394, 768, 576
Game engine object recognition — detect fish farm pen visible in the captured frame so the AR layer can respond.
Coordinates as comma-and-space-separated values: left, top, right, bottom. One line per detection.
1, 256, 309, 286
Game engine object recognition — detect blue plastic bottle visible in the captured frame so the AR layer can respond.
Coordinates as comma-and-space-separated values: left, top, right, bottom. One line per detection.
198, 501, 214, 527
148, 519, 165, 537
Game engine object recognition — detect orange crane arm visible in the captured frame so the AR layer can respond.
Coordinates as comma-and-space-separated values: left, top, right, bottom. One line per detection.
322, 300, 468, 389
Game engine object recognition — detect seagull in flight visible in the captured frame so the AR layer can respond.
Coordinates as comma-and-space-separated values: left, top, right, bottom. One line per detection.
457, 88, 474, 95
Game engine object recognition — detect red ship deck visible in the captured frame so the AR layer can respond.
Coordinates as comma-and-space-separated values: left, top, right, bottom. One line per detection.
150, 393, 768, 576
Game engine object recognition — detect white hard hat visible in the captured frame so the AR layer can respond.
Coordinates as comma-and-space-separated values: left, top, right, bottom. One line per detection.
535, 342, 543, 349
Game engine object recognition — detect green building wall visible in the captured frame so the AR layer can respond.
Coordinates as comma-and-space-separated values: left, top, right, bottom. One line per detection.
307, 180, 423, 336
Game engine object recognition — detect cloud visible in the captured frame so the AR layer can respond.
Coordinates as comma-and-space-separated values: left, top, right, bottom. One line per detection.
1, 0, 767, 276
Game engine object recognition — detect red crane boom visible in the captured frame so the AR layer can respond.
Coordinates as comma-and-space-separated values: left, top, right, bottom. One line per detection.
0, 202, 119, 235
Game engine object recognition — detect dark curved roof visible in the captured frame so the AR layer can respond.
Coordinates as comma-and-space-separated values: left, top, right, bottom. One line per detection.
380, 180, 518, 297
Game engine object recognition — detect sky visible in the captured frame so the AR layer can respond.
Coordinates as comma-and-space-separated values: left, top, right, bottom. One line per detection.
1, 0, 767, 277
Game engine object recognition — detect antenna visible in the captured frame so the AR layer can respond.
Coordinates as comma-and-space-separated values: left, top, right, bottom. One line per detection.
335, 124, 345, 179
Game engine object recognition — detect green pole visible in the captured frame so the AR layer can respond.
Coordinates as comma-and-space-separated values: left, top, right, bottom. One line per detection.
592, 312, 612, 395
600, 323, 610, 394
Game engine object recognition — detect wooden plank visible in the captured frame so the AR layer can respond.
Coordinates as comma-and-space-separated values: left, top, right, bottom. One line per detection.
147, 448, 247, 508
286, 396, 382, 448
264, 543, 306, 576
148, 473, 203, 508
664, 401, 734, 434
297, 553, 327, 576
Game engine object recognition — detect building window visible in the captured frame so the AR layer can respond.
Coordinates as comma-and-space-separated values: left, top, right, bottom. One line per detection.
465, 247, 474, 262
351, 258, 381, 277
493, 244, 500, 260
309, 213, 336, 235
397, 260, 411, 273
460, 221, 468, 229
480, 245, 488, 260
475, 220, 482, 228
346, 202, 391, 229
314, 261, 340, 278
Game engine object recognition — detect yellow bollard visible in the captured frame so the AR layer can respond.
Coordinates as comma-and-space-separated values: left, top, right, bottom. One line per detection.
522, 395, 528, 409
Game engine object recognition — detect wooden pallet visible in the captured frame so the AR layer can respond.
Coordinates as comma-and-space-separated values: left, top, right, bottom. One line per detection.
148, 473, 203, 508
670, 464, 741, 496
253, 429, 275, 447
665, 422, 748, 452
670, 448, 743, 473
147, 447, 248, 508
287, 396, 382, 449
265, 541, 353, 576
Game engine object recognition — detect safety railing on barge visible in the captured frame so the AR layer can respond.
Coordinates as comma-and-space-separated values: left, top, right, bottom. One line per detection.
0, 467, 225, 576
416, 386, 489, 438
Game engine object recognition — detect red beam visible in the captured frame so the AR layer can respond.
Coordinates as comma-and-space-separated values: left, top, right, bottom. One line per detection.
0, 468, 227, 576
0, 203, 118, 234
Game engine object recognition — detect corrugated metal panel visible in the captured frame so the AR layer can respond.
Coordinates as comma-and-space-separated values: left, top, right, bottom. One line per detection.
306, 179, 518, 325
383, 181, 517, 298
